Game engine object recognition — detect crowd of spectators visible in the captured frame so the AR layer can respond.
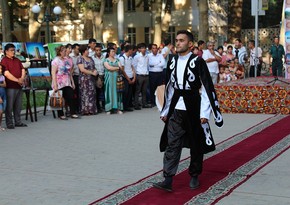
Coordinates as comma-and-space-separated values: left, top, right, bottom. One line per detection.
0, 35, 282, 128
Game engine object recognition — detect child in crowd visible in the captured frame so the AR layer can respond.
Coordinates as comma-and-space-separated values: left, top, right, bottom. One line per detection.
235, 64, 245, 79
192, 46, 199, 55
228, 60, 237, 75
218, 65, 226, 83
224, 67, 236, 82
0, 64, 7, 131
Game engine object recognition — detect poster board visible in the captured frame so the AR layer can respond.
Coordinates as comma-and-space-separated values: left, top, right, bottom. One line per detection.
47, 43, 62, 59
1, 42, 27, 61
28, 67, 51, 90
26, 42, 46, 60
284, 0, 290, 78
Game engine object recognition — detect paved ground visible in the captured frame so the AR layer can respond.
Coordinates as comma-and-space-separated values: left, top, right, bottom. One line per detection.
0, 108, 289, 205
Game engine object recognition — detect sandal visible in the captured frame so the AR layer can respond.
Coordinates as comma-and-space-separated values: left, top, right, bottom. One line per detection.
59, 116, 68, 120
0, 127, 5, 131
71, 114, 79, 119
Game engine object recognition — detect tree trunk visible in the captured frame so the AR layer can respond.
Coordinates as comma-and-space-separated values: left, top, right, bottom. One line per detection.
1, 0, 12, 42
153, 0, 162, 45
228, 0, 243, 42
161, 0, 173, 33
198, 0, 209, 41
93, 0, 105, 42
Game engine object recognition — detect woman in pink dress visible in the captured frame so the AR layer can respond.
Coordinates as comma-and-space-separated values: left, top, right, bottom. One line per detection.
51, 45, 79, 120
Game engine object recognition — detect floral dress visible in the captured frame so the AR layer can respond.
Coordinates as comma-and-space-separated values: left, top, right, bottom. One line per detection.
104, 58, 123, 112
77, 56, 96, 115
51, 57, 73, 90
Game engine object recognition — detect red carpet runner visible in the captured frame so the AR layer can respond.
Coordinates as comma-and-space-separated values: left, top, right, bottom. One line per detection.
89, 115, 290, 205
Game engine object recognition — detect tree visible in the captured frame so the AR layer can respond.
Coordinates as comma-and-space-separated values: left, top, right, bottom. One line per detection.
198, 0, 209, 41
228, 0, 243, 41
1, 0, 13, 42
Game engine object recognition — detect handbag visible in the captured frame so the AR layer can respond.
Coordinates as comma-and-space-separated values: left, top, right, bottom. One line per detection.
49, 90, 65, 109
96, 75, 103, 89
116, 70, 124, 92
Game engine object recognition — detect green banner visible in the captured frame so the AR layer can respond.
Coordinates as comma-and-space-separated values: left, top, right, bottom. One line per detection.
47, 43, 62, 59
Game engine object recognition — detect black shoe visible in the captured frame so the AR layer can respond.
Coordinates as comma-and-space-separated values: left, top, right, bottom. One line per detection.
7, 125, 15, 129
189, 176, 200, 189
134, 106, 141, 110
124, 108, 134, 112
15, 123, 27, 127
152, 181, 172, 192
142, 104, 151, 108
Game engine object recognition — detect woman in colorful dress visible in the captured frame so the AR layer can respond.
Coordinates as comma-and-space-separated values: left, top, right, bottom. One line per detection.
51, 45, 78, 120
77, 45, 98, 115
104, 47, 123, 114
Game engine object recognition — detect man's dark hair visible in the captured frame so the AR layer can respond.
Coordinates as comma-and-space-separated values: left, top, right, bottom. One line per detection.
4, 43, 15, 51
249, 40, 255, 46
235, 38, 242, 43
197, 40, 205, 47
96, 43, 103, 48
124, 45, 133, 52
164, 39, 171, 46
72, 43, 80, 49
137, 43, 146, 49
88, 38, 96, 44
65, 43, 72, 49
148, 43, 153, 50
107, 42, 116, 48
176, 30, 194, 42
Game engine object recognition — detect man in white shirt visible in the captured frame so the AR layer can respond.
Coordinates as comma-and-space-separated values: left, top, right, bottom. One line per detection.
88, 38, 97, 57
248, 40, 263, 77
233, 38, 248, 65
202, 41, 221, 84
148, 44, 165, 107
133, 43, 150, 110
153, 30, 223, 192
119, 45, 136, 111
69, 43, 80, 113
161, 39, 175, 83
92, 43, 105, 112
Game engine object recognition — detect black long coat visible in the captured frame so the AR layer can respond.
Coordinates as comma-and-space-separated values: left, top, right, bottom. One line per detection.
159, 54, 223, 154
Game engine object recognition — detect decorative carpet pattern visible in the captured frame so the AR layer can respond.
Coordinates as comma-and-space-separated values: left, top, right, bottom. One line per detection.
215, 77, 290, 114
89, 114, 288, 205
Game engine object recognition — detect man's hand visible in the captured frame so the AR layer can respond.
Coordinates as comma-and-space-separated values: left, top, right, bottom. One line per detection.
160, 116, 167, 122
200, 118, 208, 124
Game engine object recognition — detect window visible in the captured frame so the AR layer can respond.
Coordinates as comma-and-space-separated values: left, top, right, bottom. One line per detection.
144, 27, 151, 45
144, 0, 150, 11
105, 0, 113, 13
127, 27, 136, 45
40, 31, 46, 44
167, 26, 175, 45
51, 31, 56, 43
127, 0, 135, 12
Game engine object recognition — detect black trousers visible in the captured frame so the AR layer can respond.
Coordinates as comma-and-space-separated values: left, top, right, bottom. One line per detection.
73, 75, 80, 113
163, 109, 203, 177
149, 71, 163, 106
123, 77, 134, 109
57, 86, 76, 117
249, 65, 261, 77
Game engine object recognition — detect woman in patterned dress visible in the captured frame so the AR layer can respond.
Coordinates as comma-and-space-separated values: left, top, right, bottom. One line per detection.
51, 46, 79, 120
77, 45, 98, 115
104, 47, 123, 114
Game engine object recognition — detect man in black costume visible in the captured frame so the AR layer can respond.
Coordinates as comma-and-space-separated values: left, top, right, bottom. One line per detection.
153, 30, 223, 192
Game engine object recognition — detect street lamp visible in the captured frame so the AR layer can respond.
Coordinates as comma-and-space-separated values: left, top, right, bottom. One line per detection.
31, 1, 62, 44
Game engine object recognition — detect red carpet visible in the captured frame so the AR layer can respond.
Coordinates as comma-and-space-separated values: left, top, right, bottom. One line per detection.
89, 115, 290, 205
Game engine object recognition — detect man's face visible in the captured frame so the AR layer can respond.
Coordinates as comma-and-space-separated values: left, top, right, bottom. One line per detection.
248, 42, 253, 49
89, 42, 96, 49
151, 45, 158, 55
74, 46, 80, 55
274, 37, 279, 44
207, 43, 214, 51
95, 47, 102, 57
175, 34, 192, 54
5, 47, 15, 58
234, 40, 240, 48
140, 47, 146, 55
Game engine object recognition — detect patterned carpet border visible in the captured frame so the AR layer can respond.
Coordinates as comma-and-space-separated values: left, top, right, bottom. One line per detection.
89, 114, 286, 205
185, 134, 290, 205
